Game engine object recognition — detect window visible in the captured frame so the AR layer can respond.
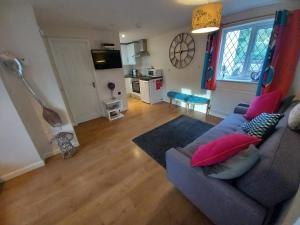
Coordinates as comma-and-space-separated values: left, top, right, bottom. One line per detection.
217, 20, 273, 83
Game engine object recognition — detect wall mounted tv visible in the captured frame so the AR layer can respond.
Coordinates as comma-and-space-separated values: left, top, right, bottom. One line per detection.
91, 49, 122, 70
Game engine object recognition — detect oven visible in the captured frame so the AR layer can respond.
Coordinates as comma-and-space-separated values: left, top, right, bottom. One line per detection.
131, 78, 140, 93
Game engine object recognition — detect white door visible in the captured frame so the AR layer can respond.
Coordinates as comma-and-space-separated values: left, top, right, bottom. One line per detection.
48, 38, 101, 124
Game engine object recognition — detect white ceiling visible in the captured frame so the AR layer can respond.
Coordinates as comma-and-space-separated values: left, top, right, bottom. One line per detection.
19, 0, 294, 42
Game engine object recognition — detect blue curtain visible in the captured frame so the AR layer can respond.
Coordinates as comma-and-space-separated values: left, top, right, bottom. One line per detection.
256, 10, 289, 96
201, 31, 221, 90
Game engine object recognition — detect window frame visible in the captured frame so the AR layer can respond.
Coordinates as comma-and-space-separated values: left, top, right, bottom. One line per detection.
216, 19, 274, 83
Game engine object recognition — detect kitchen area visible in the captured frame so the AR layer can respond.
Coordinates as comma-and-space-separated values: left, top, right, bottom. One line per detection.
121, 39, 164, 104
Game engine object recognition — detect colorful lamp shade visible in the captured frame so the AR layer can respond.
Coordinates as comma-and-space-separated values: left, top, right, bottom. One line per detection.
192, 2, 222, 34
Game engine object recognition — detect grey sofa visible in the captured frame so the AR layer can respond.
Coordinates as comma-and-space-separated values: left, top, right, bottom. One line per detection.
166, 104, 300, 225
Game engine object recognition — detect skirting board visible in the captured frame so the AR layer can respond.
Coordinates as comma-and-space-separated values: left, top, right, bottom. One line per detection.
43, 141, 80, 159
43, 148, 61, 159
163, 99, 225, 117
209, 111, 226, 119
0, 160, 45, 181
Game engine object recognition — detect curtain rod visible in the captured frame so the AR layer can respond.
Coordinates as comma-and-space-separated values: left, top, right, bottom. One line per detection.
222, 13, 275, 27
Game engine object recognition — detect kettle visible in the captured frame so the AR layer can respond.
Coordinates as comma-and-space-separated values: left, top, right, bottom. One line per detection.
132, 69, 138, 77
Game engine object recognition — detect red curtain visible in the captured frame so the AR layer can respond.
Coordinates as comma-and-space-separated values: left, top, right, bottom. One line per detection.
201, 30, 222, 90
256, 10, 300, 96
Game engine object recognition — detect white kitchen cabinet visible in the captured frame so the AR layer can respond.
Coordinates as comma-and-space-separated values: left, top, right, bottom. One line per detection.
120, 43, 136, 66
140, 79, 163, 104
139, 80, 150, 103
125, 77, 132, 94
120, 44, 128, 65
127, 43, 136, 65
148, 79, 163, 104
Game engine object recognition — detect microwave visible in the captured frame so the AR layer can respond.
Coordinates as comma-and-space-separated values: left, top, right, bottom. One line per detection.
147, 69, 163, 77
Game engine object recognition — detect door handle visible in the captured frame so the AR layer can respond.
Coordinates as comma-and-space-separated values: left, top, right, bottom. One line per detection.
91, 82, 95, 88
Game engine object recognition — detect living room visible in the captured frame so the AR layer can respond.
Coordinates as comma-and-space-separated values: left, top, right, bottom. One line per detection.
1, 0, 300, 225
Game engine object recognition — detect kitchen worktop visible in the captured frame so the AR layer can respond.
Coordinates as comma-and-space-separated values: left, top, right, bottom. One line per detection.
124, 75, 136, 78
124, 75, 163, 81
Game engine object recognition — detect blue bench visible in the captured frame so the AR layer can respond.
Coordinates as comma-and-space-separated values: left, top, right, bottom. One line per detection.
167, 91, 211, 115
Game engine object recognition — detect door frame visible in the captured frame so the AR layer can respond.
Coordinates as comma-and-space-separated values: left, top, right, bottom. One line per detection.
47, 37, 102, 125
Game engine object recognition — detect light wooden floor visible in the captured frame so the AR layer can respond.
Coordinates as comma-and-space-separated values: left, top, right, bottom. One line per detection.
0, 98, 220, 225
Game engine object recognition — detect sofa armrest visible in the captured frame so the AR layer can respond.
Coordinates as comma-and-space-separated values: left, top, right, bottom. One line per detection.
234, 103, 249, 115
238, 103, 250, 108
166, 148, 266, 225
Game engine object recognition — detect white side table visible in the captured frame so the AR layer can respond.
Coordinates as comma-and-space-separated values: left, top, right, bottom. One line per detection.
103, 98, 124, 121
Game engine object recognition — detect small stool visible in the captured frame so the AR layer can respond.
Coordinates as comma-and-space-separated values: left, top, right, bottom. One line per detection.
167, 91, 211, 116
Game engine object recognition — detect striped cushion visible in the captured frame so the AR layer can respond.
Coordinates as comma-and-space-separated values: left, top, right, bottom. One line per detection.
241, 113, 283, 138
241, 121, 251, 133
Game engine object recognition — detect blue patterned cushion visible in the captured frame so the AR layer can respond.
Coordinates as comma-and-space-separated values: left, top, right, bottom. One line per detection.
241, 121, 251, 133
241, 113, 283, 138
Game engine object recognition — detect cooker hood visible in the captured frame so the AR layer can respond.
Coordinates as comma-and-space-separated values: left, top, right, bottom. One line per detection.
135, 39, 150, 57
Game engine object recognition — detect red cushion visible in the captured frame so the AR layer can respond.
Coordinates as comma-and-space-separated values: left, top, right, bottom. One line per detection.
191, 133, 261, 167
244, 91, 282, 120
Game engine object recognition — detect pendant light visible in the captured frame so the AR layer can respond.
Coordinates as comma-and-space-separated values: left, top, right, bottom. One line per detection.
192, 2, 222, 34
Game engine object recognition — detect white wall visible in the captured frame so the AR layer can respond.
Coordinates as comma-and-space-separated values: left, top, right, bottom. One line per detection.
40, 26, 128, 116
138, 25, 256, 116
138, 24, 257, 116
141, 2, 300, 117
212, 2, 300, 117
0, 2, 78, 162
0, 77, 44, 181
209, 2, 300, 117
139, 27, 210, 113
210, 81, 256, 117
140, 3, 300, 224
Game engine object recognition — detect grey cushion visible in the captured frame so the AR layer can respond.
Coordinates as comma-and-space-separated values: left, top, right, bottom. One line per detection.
288, 102, 300, 130
278, 95, 295, 113
202, 145, 260, 180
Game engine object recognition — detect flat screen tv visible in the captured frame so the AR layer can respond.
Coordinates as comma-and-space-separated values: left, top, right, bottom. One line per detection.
91, 49, 122, 70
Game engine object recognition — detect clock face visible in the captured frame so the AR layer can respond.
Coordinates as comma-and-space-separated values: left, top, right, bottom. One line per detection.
169, 33, 195, 69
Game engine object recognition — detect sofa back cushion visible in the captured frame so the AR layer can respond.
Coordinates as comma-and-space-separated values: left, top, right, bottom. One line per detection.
236, 104, 300, 208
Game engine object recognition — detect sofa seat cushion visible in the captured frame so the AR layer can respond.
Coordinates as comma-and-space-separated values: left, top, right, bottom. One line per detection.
178, 113, 247, 158
236, 105, 300, 207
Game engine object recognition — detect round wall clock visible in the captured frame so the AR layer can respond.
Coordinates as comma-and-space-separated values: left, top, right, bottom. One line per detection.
169, 33, 195, 69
